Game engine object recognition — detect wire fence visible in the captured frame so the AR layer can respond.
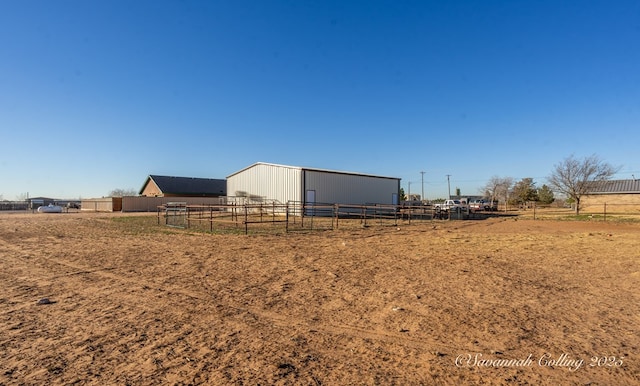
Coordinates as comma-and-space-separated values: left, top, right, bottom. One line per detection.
0, 201, 29, 211
514, 203, 640, 221
0, 200, 82, 212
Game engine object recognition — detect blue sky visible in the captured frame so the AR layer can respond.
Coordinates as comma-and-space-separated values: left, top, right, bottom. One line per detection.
1, 0, 639, 200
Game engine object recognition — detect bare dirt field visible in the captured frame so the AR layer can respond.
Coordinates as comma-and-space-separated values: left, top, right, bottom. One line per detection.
1, 212, 639, 385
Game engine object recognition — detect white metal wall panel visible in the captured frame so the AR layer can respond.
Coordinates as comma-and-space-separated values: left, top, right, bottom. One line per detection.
304, 170, 399, 205
227, 163, 302, 204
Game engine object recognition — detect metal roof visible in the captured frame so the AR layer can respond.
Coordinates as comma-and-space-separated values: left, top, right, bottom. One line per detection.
141, 175, 227, 196
227, 162, 400, 180
586, 179, 640, 194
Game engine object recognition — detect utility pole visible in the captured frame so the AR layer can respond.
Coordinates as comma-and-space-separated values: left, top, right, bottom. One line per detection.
408, 181, 411, 198
446, 174, 451, 199
420, 171, 425, 201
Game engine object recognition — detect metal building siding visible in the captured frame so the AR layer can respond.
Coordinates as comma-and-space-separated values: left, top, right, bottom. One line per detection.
227, 163, 302, 204
303, 170, 399, 205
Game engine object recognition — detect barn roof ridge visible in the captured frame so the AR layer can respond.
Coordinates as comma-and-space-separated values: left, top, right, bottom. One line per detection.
227, 162, 400, 180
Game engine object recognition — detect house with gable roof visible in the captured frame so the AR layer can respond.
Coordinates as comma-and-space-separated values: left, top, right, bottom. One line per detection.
139, 175, 226, 197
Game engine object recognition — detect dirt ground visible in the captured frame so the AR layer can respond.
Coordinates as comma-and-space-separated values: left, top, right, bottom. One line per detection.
1, 212, 639, 385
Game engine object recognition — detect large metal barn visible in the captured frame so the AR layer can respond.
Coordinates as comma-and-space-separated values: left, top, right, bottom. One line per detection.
226, 162, 401, 208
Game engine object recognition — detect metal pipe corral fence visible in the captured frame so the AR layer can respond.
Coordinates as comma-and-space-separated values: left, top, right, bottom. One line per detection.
157, 202, 485, 234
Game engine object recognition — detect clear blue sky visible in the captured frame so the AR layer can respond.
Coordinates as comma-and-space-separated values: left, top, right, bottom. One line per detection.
1, 0, 639, 200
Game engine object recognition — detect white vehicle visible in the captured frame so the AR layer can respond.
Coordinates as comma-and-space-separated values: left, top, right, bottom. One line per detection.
470, 199, 498, 211
433, 199, 465, 211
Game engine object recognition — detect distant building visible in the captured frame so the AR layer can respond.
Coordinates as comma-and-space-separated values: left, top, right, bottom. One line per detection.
406, 194, 421, 202
27, 197, 56, 209
581, 179, 640, 212
139, 175, 227, 197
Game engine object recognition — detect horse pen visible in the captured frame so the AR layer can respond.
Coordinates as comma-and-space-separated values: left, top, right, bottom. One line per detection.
157, 202, 477, 234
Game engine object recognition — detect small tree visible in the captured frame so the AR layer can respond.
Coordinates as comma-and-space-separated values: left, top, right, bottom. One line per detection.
537, 184, 555, 205
511, 178, 538, 207
399, 187, 407, 202
547, 154, 619, 215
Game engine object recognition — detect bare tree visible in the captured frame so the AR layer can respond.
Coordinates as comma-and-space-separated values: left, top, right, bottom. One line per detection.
547, 154, 619, 215
482, 176, 514, 210
482, 176, 500, 203
109, 188, 138, 197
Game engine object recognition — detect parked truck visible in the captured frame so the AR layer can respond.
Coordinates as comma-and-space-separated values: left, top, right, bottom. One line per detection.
469, 199, 498, 211
433, 199, 465, 211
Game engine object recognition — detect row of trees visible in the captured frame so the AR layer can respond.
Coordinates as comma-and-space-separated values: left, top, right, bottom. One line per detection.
483, 177, 555, 208
483, 154, 619, 214
109, 188, 138, 197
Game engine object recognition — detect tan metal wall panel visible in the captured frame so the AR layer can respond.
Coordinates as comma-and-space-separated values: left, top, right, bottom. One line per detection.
81, 198, 120, 212
121, 196, 226, 212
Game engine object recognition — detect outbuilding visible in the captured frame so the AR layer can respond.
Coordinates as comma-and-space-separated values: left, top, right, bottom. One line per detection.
226, 162, 400, 207
581, 179, 640, 213
139, 175, 226, 197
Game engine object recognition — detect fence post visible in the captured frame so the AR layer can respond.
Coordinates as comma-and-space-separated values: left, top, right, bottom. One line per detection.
604, 202, 607, 222
244, 204, 248, 234
292, 201, 297, 224
394, 205, 397, 226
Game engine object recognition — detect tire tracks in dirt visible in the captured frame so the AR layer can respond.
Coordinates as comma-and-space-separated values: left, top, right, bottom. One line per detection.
1, 238, 450, 359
